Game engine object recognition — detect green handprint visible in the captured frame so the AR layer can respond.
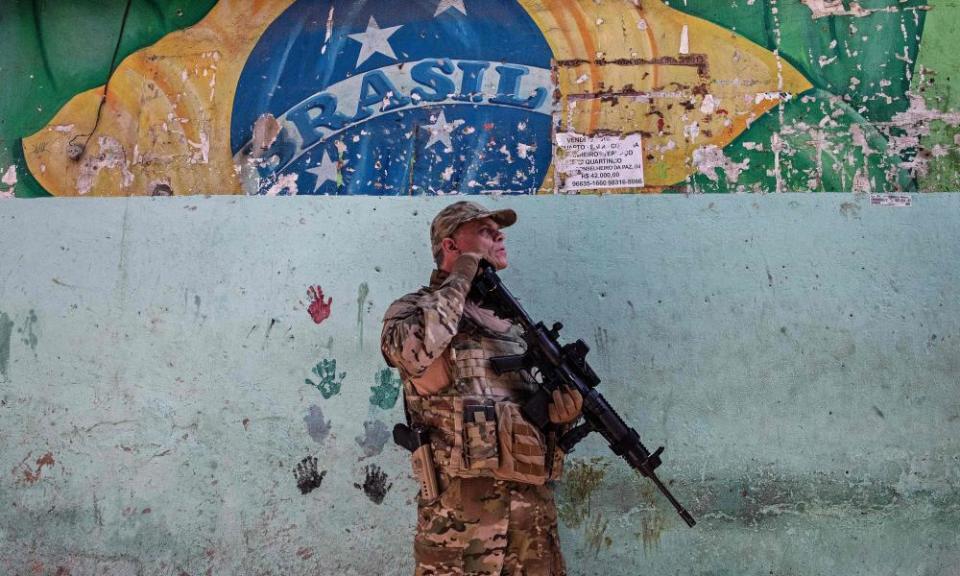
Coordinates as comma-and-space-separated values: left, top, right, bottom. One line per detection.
305, 358, 346, 399
369, 368, 401, 410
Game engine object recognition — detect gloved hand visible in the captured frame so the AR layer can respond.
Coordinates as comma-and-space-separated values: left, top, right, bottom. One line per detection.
549, 387, 583, 424
449, 251, 483, 281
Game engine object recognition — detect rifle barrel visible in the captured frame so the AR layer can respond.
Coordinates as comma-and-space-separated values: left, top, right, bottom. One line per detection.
648, 471, 697, 527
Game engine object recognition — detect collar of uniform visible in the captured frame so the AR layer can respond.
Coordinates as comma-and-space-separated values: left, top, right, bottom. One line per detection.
429, 268, 449, 289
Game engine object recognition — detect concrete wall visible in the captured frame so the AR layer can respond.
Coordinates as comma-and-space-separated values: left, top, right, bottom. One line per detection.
1, 195, 958, 575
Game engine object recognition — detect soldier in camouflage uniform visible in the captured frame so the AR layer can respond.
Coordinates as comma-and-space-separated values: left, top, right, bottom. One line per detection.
381, 201, 583, 575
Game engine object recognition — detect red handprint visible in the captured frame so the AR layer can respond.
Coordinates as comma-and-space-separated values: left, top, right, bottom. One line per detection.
307, 285, 333, 324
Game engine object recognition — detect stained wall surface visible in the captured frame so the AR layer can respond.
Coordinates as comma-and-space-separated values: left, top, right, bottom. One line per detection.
1, 195, 958, 575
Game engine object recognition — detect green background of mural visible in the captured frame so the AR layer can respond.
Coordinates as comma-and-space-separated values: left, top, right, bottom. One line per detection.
674, 88, 916, 193
668, 0, 930, 192
0, 0, 217, 197
673, 0, 927, 123
914, 0, 960, 190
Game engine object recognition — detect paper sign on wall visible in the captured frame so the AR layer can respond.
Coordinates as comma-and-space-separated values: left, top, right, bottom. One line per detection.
870, 194, 912, 207
554, 132, 645, 192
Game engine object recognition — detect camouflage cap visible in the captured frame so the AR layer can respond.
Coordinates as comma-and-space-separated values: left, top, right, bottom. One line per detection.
430, 201, 517, 259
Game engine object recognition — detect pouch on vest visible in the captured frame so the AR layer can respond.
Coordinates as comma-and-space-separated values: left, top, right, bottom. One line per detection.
493, 401, 550, 485
462, 401, 499, 470
445, 397, 560, 485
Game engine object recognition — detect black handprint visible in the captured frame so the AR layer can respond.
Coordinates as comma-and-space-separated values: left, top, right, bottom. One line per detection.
294, 455, 327, 495
354, 464, 392, 504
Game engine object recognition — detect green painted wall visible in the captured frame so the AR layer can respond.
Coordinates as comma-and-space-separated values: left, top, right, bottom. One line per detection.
1, 195, 958, 575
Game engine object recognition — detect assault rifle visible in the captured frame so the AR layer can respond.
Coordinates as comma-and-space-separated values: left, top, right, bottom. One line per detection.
470, 261, 697, 528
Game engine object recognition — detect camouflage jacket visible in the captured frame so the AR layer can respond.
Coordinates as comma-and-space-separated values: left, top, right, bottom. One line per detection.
381, 266, 563, 485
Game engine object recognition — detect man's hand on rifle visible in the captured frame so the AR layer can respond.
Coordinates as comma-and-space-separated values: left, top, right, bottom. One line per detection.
548, 387, 583, 424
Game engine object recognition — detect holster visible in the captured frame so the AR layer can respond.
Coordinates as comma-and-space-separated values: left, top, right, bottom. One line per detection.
411, 442, 440, 502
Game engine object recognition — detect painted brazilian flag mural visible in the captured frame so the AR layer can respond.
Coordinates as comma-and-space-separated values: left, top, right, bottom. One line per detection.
1, 0, 957, 197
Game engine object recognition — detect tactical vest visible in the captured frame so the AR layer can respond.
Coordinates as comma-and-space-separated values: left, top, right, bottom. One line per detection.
404, 314, 564, 485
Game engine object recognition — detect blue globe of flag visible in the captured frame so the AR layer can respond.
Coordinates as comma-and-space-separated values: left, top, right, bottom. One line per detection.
231, 0, 555, 196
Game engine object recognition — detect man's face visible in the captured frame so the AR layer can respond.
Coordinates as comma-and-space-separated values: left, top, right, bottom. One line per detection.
450, 217, 508, 270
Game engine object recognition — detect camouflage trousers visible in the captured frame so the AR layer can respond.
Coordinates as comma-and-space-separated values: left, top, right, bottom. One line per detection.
414, 476, 566, 576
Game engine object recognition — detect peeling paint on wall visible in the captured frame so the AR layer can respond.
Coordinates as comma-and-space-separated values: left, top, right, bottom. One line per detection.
801, 0, 928, 20
1, 166, 16, 198
8, 0, 956, 195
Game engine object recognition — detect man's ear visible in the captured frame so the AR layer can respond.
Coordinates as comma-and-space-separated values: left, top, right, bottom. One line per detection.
441, 237, 458, 254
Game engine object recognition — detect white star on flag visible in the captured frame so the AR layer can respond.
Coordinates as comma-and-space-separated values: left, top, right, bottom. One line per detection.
348, 16, 402, 68
424, 110, 458, 151
434, 0, 467, 17
307, 151, 339, 192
